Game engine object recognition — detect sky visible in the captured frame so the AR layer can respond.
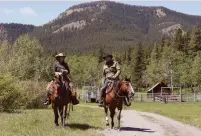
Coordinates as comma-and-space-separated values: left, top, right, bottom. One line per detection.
0, 1, 201, 26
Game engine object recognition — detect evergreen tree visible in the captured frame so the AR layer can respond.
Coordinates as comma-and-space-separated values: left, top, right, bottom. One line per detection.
98, 46, 104, 63
183, 31, 191, 54
146, 43, 163, 85
189, 26, 201, 55
173, 28, 184, 51
151, 43, 160, 61
131, 42, 145, 87
160, 36, 166, 52
127, 46, 132, 65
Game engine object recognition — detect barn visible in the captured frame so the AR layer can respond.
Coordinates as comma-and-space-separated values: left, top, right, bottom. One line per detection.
147, 82, 171, 97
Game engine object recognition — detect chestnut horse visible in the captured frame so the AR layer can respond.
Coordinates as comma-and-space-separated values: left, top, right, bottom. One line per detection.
103, 76, 134, 130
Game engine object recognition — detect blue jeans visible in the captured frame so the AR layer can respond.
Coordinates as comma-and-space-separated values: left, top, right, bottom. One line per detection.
101, 79, 109, 98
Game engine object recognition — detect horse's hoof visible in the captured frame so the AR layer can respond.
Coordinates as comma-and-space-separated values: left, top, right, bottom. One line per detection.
106, 123, 109, 126
55, 124, 59, 127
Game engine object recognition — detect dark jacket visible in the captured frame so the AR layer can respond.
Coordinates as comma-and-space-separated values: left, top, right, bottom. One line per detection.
53, 60, 70, 74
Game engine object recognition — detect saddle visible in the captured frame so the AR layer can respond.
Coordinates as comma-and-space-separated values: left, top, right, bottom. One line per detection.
106, 80, 120, 94
47, 81, 60, 102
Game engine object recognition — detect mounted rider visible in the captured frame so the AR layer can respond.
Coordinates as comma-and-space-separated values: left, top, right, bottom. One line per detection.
98, 54, 132, 107
44, 53, 78, 105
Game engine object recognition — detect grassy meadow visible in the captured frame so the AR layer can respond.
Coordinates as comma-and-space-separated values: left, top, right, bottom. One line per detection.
0, 106, 106, 136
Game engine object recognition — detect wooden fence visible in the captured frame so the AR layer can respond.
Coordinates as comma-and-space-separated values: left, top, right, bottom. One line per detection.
133, 92, 201, 102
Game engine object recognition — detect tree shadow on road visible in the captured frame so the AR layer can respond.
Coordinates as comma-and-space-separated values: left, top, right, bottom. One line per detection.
121, 127, 155, 133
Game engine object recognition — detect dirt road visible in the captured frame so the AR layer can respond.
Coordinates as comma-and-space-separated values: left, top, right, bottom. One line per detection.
102, 110, 201, 136
78, 105, 201, 136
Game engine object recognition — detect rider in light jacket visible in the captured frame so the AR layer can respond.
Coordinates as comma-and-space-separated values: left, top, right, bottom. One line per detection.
98, 54, 121, 106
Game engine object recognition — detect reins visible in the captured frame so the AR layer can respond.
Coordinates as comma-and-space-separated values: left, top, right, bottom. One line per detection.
115, 80, 128, 98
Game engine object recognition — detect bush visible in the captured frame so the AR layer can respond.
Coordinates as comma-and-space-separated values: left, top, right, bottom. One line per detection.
19, 81, 48, 109
0, 74, 24, 112
25, 92, 47, 109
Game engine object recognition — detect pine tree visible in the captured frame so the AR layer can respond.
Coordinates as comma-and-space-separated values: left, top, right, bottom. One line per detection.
183, 31, 191, 54
98, 46, 104, 63
161, 36, 166, 51
173, 28, 184, 51
127, 46, 132, 65
131, 42, 145, 87
146, 43, 163, 85
151, 43, 160, 61
189, 26, 201, 55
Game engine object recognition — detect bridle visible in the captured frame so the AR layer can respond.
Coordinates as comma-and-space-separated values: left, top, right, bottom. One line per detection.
115, 80, 131, 98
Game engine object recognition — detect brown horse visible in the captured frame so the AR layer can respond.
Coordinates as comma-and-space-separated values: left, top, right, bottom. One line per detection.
103, 76, 134, 130
47, 73, 72, 127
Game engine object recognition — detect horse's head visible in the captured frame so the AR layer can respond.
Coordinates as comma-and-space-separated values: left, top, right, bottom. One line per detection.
119, 76, 135, 97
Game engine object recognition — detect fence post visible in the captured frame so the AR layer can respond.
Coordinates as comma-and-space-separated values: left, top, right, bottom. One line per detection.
180, 87, 182, 102
152, 89, 154, 102
140, 94, 142, 102
194, 91, 196, 102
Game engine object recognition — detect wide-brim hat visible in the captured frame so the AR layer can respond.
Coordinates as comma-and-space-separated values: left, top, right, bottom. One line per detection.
55, 53, 66, 58
103, 54, 113, 60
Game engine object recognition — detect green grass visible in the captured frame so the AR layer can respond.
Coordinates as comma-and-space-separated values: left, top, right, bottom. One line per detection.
129, 102, 201, 129
80, 102, 98, 106
0, 106, 106, 136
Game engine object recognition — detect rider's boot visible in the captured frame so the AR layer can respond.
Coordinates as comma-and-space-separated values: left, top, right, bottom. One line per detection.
43, 93, 51, 105
98, 89, 105, 107
44, 97, 51, 105
124, 96, 131, 106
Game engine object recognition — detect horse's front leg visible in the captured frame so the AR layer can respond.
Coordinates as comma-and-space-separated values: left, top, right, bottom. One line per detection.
109, 107, 115, 129
59, 105, 66, 127
67, 103, 70, 118
104, 105, 109, 126
53, 105, 59, 126
62, 105, 67, 127
117, 109, 122, 131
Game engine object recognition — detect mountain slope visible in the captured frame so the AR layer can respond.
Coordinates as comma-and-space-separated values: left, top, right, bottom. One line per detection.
0, 23, 35, 44
3, 1, 201, 54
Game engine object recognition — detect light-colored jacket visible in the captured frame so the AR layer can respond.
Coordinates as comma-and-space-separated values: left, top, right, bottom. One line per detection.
103, 61, 121, 80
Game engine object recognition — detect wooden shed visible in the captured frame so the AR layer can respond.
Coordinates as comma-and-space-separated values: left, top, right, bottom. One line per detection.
147, 82, 171, 97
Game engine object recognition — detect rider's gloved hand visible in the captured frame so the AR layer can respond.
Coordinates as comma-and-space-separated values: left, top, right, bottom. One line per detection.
61, 69, 68, 74
111, 75, 116, 79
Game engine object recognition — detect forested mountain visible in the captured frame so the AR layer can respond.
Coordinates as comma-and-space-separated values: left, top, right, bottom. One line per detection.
0, 23, 35, 44
30, 1, 201, 54
1, 1, 201, 111
1, 1, 201, 54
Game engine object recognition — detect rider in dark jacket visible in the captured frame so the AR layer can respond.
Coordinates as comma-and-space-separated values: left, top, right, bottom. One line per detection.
44, 53, 71, 105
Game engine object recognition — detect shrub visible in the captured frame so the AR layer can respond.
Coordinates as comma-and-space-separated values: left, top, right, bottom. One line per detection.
19, 81, 48, 109
0, 74, 24, 112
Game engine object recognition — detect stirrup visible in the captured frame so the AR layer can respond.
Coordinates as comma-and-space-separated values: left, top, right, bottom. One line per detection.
98, 99, 104, 107
44, 99, 51, 105
44, 101, 49, 105
124, 101, 131, 106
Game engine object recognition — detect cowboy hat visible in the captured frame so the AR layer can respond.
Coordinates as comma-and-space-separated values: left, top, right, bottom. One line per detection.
55, 53, 66, 58
103, 54, 113, 60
